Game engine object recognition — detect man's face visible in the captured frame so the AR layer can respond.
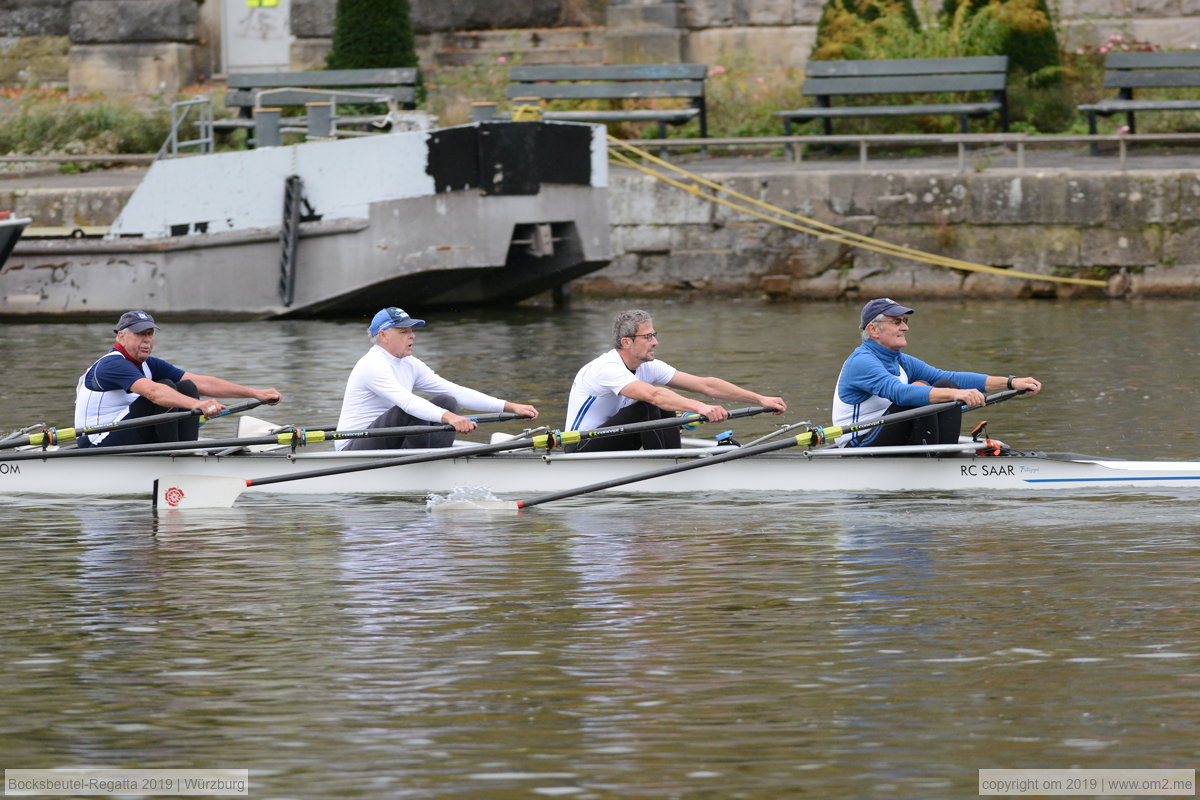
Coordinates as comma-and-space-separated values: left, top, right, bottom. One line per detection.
379, 325, 416, 358
871, 314, 909, 351
623, 320, 659, 363
117, 328, 156, 363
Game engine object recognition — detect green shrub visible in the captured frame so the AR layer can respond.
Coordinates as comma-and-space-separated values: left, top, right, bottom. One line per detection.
677, 57, 807, 139
327, 0, 417, 70
803, 0, 1074, 132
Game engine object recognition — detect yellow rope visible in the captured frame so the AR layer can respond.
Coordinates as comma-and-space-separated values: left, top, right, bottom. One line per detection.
606, 136, 1107, 288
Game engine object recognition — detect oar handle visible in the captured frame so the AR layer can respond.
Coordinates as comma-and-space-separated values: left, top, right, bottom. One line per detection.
0, 397, 270, 451
538, 405, 767, 448
0, 421, 471, 462
247, 411, 531, 435
199, 397, 266, 423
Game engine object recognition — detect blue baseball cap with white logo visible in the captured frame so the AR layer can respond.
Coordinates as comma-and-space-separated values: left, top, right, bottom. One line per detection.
369, 307, 426, 336
860, 298, 914, 329
114, 310, 160, 334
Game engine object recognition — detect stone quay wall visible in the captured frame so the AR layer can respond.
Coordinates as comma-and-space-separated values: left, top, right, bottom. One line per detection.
1, 1, 1196, 96
6, 163, 1197, 300
582, 164, 1200, 300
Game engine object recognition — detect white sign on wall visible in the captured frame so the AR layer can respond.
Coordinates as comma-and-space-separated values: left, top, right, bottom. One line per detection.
221, 0, 294, 73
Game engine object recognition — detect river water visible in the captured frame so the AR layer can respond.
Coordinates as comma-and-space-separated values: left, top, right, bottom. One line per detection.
1, 299, 1197, 799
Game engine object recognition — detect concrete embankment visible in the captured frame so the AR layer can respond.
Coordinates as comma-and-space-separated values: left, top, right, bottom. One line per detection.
3, 149, 1199, 300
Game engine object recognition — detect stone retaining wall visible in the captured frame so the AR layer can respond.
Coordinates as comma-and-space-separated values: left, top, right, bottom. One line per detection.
3, 1, 1195, 96
609, 0, 1200, 66
582, 165, 1200, 300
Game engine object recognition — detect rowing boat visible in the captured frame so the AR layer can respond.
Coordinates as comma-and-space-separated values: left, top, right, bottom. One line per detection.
4, 440, 1198, 501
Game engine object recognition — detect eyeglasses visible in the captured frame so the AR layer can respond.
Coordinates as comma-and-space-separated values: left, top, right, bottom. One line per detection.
627, 331, 659, 341
885, 316, 909, 326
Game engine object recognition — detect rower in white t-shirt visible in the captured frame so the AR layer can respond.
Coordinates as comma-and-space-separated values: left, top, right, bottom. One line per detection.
563, 309, 788, 452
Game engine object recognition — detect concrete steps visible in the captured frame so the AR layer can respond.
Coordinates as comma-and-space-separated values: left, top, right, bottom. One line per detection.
420, 27, 605, 68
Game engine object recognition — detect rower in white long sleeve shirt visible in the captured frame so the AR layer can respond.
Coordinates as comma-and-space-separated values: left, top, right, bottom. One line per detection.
335, 306, 539, 450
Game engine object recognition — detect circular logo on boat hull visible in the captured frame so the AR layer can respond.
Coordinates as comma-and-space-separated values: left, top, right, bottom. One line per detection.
163, 486, 185, 507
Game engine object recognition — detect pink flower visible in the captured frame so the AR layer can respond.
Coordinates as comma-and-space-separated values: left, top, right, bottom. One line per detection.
1117, 125, 1130, 134
1099, 46, 1109, 54
755, 77, 765, 84
708, 65, 726, 76
498, 56, 507, 63
1076, 48, 1085, 55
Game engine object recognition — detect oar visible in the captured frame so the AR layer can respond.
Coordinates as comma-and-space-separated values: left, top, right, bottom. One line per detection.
0, 398, 266, 451
457, 390, 1025, 512
0, 412, 529, 463
153, 406, 768, 510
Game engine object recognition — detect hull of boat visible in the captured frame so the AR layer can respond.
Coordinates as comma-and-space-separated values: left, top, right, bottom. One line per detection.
4, 448, 1199, 499
0, 122, 609, 318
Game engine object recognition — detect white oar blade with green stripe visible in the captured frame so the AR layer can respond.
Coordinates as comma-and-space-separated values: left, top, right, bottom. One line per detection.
154, 476, 247, 510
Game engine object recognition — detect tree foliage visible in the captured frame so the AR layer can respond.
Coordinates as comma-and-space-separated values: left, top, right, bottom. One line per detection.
940, 0, 1060, 83
327, 0, 417, 70
813, 0, 920, 60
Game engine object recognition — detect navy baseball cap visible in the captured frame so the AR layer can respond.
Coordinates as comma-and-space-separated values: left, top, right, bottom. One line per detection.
114, 310, 159, 334
369, 307, 426, 336
860, 298, 914, 329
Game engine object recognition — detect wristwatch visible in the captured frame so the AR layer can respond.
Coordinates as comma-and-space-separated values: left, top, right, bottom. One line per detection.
1006, 375, 1015, 390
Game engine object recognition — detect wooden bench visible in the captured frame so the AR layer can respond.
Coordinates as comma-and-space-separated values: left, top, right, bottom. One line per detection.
215, 68, 421, 144
505, 64, 708, 140
776, 56, 1010, 142
1077, 51, 1200, 152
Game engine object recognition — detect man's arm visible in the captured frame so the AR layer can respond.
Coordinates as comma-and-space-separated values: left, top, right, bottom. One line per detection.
929, 375, 1042, 407
180, 372, 282, 413
667, 371, 788, 414
128, 377, 209, 412
619, 378, 731, 421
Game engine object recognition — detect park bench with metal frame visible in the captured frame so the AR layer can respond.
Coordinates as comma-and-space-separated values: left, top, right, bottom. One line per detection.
1077, 51, 1200, 154
775, 56, 1010, 145
504, 64, 708, 140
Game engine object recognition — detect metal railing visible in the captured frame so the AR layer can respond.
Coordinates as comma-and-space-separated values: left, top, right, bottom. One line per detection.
622, 132, 1200, 171
157, 98, 215, 159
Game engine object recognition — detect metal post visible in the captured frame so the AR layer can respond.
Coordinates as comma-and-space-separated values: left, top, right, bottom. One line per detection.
306, 102, 333, 141
254, 108, 282, 148
553, 282, 571, 307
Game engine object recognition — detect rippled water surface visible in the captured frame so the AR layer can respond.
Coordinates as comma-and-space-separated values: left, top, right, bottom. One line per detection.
1, 300, 1197, 798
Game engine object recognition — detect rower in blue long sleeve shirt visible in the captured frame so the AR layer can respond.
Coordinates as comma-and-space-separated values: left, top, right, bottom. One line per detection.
832, 298, 1043, 448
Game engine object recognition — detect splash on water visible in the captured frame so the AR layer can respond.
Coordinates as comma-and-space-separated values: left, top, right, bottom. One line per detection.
426, 485, 504, 511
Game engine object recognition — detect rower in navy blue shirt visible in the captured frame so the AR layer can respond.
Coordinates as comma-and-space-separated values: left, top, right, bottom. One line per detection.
75, 310, 281, 447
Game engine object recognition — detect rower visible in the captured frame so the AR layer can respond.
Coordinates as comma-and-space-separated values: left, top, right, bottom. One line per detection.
832, 298, 1042, 448
563, 309, 787, 452
75, 310, 282, 448
333, 306, 539, 450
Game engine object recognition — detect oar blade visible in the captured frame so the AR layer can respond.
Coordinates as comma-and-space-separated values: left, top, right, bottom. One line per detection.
428, 499, 522, 514
153, 475, 247, 511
